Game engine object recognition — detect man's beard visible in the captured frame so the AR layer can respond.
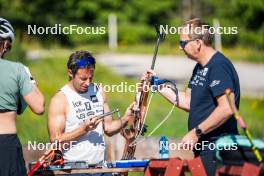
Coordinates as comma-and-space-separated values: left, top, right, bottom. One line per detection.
73, 82, 88, 94
183, 49, 196, 60
78, 86, 88, 93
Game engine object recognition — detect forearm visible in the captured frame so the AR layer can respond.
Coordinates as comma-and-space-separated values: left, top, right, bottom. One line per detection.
104, 116, 128, 136
159, 86, 190, 111
35, 86, 45, 99
55, 125, 88, 143
199, 106, 233, 135
33, 86, 45, 107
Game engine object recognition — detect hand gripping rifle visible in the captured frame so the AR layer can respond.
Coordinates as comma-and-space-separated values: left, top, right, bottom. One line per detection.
121, 25, 166, 160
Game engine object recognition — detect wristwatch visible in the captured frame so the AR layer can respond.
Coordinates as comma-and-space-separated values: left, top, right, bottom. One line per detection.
195, 126, 203, 138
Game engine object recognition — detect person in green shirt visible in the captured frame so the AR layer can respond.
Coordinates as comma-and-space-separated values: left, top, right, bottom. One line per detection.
0, 17, 45, 176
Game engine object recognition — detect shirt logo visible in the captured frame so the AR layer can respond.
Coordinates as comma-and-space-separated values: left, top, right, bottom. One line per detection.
96, 109, 103, 113
90, 95, 99, 103
84, 102, 91, 110
210, 80, 220, 87
203, 67, 208, 76
87, 111, 95, 117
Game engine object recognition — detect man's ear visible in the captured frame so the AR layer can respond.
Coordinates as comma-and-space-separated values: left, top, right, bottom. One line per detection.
0, 40, 12, 58
4, 40, 11, 51
68, 69, 73, 79
197, 39, 202, 51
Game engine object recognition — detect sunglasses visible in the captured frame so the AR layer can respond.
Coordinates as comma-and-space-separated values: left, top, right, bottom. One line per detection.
179, 39, 198, 49
75, 56, 96, 68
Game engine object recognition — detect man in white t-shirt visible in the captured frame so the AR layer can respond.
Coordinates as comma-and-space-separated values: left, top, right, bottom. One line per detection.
48, 50, 134, 166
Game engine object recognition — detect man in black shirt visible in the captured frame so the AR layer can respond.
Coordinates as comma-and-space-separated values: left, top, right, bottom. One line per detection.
143, 18, 240, 175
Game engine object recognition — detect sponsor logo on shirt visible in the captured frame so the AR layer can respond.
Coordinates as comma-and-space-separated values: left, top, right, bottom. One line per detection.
210, 80, 221, 87
93, 104, 102, 108
86, 111, 95, 117
96, 109, 103, 113
72, 101, 82, 108
190, 69, 207, 87
90, 95, 99, 103
84, 102, 91, 110
203, 67, 208, 76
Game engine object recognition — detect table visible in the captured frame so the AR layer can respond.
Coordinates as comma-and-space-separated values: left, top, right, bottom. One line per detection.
35, 167, 145, 175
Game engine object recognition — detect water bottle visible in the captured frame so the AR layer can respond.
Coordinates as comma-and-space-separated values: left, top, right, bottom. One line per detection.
159, 135, 169, 159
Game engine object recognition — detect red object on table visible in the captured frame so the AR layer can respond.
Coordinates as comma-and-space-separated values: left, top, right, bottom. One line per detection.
216, 162, 263, 176
144, 157, 206, 176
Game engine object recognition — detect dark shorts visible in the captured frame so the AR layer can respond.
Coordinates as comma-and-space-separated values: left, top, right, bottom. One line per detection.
0, 134, 27, 176
197, 150, 217, 176
194, 141, 217, 176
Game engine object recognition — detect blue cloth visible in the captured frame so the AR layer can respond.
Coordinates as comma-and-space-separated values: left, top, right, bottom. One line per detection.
188, 51, 240, 142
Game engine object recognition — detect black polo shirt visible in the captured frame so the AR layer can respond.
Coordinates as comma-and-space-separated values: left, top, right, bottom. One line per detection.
188, 51, 240, 142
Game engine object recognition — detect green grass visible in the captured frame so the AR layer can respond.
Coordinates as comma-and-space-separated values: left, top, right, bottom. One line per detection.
239, 98, 264, 137
222, 47, 264, 63
17, 57, 264, 146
